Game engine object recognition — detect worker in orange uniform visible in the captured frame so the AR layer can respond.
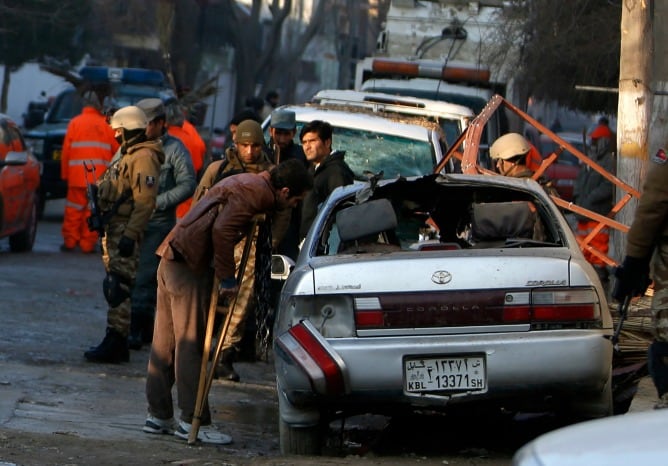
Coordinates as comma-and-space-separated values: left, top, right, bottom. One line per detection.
589, 116, 613, 141
572, 117, 616, 284
165, 99, 205, 219
60, 90, 119, 253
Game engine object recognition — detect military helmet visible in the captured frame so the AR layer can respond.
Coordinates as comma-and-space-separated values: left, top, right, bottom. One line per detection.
490, 133, 531, 160
109, 105, 148, 130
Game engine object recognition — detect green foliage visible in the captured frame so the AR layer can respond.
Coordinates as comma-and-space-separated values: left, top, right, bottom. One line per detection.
0, 0, 92, 67
490, 0, 621, 113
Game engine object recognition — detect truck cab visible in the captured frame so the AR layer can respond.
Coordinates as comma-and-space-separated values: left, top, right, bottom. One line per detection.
354, 56, 508, 169
23, 66, 175, 214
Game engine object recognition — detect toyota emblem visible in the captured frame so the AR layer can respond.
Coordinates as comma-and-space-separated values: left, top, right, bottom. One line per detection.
431, 270, 452, 285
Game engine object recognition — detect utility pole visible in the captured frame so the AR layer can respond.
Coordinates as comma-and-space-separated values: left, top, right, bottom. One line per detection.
612, 0, 653, 262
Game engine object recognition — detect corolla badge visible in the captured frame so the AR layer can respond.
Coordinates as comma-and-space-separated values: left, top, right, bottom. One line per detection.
431, 270, 452, 285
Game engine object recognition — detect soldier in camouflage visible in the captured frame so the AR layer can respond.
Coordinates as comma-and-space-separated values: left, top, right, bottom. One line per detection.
614, 147, 668, 409
84, 105, 165, 364
191, 119, 276, 382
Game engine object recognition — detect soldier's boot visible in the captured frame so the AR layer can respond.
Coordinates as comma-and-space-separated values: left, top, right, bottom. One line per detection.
84, 328, 130, 363
214, 349, 240, 382
128, 318, 144, 351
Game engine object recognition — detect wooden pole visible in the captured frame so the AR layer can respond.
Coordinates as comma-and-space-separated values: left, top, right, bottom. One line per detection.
612, 0, 653, 263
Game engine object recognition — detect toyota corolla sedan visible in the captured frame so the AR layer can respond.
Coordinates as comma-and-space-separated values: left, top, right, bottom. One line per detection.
273, 174, 613, 455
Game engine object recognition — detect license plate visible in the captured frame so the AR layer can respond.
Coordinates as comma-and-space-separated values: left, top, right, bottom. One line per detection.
404, 356, 486, 392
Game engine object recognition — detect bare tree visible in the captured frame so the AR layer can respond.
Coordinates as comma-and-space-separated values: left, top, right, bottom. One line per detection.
488, 0, 621, 113
0, 0, 91, 112
215, 0, 326, 112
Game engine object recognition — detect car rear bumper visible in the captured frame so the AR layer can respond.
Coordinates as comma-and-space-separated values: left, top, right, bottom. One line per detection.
276, 328, 612, 420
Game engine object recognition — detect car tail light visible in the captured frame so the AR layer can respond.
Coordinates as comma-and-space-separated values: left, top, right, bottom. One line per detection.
275, 320, 349, 396
504, 288, 601, 328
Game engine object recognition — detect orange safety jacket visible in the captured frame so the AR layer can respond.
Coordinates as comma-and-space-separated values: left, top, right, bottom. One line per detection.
168, 123, 204, 175
182, 120, 206, 170
61, 107, 119, 188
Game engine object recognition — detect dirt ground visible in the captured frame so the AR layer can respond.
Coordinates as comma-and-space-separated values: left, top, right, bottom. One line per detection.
0, 200, 656, 466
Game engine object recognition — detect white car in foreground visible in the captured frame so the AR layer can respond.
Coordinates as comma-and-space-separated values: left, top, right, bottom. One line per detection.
513, 409, 668, 466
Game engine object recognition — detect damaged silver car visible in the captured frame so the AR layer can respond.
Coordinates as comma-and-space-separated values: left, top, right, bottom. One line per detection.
273, 174, 613, 455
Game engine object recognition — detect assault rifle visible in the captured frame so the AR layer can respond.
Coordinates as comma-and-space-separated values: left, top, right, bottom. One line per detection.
84, 161, 105, 236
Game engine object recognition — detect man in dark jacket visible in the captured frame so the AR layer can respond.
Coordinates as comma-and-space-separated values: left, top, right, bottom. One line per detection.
299, 119, 355, 240
144, 160, 312, 442
573, 134, 615, 283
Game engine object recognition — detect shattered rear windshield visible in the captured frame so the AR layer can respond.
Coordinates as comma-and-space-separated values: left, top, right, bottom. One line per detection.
313, 176, 565, 256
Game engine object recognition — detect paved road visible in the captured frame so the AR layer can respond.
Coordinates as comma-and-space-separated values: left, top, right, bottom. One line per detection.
0, 200, 656, 466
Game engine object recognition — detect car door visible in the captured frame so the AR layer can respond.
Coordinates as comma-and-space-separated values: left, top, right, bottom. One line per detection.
0, 120, 30, 230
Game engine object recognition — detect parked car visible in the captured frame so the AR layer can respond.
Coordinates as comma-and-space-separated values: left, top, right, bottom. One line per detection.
23, 66, 175, 215
273, 173, 614, 455
0, 114, 40, 252
513, 410, 668, 466
262, 103, 450, 179
537, 131, 586, 201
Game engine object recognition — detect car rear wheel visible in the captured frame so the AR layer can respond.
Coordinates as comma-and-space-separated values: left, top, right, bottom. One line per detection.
279, 417, 322, 455
561, 374, 613, 423
9, 196, 38, 252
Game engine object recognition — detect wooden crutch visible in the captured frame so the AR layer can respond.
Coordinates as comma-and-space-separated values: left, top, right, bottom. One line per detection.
189, 214, 263, 444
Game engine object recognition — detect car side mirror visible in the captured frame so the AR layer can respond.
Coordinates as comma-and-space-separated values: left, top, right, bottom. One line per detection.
271, 254, 295, 280
0, 151, 28, 167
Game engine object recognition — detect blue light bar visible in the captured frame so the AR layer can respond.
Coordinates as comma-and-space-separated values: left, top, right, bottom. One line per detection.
79, 66, 167, 87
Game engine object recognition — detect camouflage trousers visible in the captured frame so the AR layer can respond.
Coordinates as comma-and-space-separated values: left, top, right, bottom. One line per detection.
102, 222, 141, 337
651, 241, 668, 342
218, 232, 258, 352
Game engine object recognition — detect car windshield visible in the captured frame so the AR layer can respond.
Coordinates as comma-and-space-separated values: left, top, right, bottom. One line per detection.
294, 122, 435, 179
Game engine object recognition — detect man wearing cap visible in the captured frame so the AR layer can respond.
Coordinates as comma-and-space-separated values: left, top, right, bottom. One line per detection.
267, 109, 306, 166
84, 105, 165, 364
191, 119, 276, 381
268, 109, 308, 260
126, 98, 197, 350
60, 89, 119, 253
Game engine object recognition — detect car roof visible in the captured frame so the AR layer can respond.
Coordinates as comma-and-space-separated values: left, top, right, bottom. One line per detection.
312, 89, 475, 120
267, 104, 442, 141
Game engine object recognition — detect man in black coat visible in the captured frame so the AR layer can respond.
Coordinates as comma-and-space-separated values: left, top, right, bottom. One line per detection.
299, 119, 355, 240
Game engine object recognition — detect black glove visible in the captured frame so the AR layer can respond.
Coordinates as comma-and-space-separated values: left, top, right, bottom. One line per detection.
612, 255, 651, 302
117, 235, 135, 257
